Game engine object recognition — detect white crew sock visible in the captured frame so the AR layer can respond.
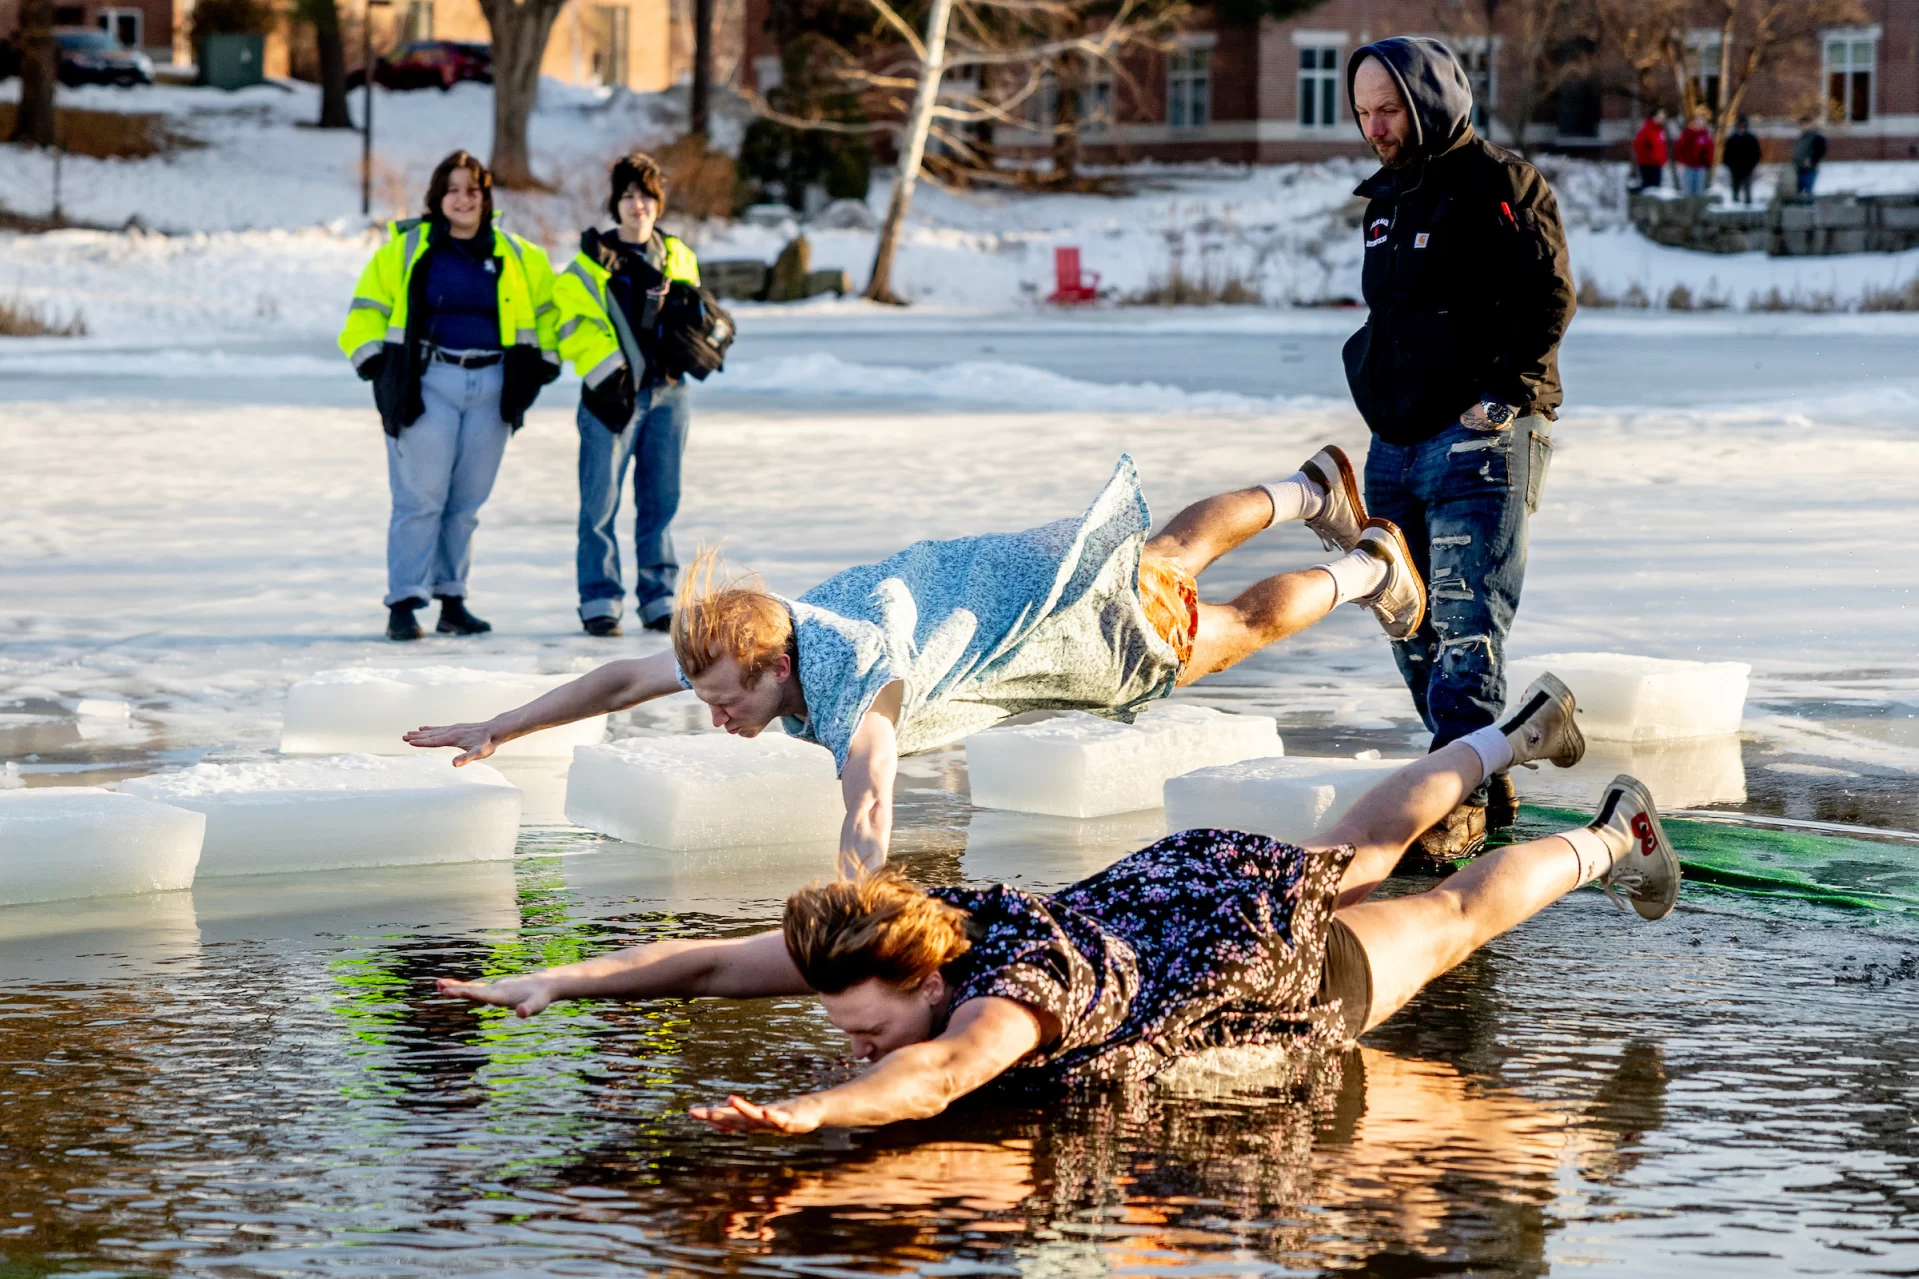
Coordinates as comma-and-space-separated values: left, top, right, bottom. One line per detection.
1314, 547, 1388, 607
1561, 825, 1623, 889
1458, 723, 1514, 779
1260, 472, 1327, 528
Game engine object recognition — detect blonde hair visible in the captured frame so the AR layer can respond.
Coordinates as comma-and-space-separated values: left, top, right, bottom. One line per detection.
671, 547, 795, 685
783, 871, 974, 994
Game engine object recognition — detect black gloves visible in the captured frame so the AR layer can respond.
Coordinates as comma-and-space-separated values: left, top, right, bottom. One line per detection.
581, 364, 635, 432
357, 350, 386, 383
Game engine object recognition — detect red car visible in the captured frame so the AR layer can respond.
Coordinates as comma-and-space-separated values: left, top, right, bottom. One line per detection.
347, 40, 491, 91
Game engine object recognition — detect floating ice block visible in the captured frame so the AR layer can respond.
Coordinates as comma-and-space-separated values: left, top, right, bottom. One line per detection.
281, 667, 608, 758
566, 732, 844, 850
118, 754, 521, 877
0, 787, 204, 906
1506, 653, 1749, 742
1510, 734, 1746, 810
1163, 756, 1410, 842
965, 705, 1282, 818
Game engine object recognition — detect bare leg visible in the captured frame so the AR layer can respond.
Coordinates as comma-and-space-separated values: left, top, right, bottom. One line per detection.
1310, 740, 1486, 907
1178, 573, 1338, 684
1334, 830, 1596, 1034
1144, 487, 1276, 578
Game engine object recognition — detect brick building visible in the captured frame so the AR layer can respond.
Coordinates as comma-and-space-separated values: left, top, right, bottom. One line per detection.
742, 0, 1919, 165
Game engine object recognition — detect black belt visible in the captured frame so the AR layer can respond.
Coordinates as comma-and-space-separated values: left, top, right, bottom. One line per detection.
426, 347, 504, 368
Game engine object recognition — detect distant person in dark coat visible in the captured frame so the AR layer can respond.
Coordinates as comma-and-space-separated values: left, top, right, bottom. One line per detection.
1341, 36, 1576, 858
1722, 116, 1762, 204
1793, 116, 1828, 197
1632, 110, 1668, 190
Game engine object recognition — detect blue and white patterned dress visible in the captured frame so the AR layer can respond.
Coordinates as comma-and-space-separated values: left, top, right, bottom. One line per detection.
930, 830, 1357, 1086
778, 455, 1183, 772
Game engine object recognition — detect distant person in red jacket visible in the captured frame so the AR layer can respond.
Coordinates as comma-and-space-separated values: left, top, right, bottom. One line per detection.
1633, 110, 1668, 190
1676, 110, 1714, 195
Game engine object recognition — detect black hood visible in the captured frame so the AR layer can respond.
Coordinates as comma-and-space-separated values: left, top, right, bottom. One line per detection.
1347, 36, 1475, 162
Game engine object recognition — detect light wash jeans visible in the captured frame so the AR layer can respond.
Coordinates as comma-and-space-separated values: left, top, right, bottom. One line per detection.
576, 385, 689, 624
1682, 165, 1710, 195
384, 358, 511, 606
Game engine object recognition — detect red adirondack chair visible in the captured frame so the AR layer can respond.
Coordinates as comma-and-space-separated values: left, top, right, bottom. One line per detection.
1047, 246, 1100, 305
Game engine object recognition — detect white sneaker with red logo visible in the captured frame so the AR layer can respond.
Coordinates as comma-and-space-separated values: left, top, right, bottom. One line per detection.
1589, 775, 1681, 921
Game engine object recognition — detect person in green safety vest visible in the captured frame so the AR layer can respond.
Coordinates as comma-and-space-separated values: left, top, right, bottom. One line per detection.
337, 149, 560, 641
553, 151, 703, 637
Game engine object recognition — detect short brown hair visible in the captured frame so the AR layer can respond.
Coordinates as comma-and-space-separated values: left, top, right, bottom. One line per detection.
424, 150, 494, 228
783, 871, 974, 994
607, 151, 668, 220
671, 547, 795, 685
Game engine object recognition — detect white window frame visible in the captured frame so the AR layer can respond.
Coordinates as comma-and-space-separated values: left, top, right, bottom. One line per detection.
96, 7, 143, 49
752, 54, 781, 94
404, 0, 434, 42
1451, 34, 1498, 130
1684, 28, 1723, 113
1297, 41, 1341, 129
1822, 27, 1879, 124
1166, 36, 1213, 130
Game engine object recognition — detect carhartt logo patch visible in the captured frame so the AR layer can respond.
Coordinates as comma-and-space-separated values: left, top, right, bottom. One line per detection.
1365, 217, 1391, 248
1414, 232, 1431, 248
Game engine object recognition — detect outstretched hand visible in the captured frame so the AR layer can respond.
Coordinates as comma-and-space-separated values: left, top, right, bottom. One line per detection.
689, 1094, 820, 1135
436, 974, 557, 1018
402, 721, 499, 765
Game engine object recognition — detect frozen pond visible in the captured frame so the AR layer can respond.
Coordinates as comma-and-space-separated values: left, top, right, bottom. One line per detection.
5, 310, 1919, 1275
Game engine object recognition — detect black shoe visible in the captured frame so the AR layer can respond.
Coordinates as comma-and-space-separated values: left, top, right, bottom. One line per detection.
583, 616, 623, 637
1486, 771, 1519, 830
1396, 801, 1487, 876
386, 598, 425, 642
434, 595, 491, 635
641, 614, 672, 633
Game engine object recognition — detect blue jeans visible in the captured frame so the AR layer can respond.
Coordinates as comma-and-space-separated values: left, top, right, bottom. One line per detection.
1682, 165, 1709, 195
576, 386, 689, 624
1364, 417, 1552, 779
1796, 167, 1818, 196
384, 359, 511, 606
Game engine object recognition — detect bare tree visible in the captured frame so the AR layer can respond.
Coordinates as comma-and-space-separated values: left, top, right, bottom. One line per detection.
10, 0, 57, 147
1432, 0, 1580, 156
477, 0, 568, 188
1592, 0, 1866, 167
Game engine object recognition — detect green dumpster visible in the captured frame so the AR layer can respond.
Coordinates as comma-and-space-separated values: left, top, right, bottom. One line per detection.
200, 33, 265, 90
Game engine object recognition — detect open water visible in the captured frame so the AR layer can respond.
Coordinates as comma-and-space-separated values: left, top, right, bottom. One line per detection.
5, 737, 1919, 1279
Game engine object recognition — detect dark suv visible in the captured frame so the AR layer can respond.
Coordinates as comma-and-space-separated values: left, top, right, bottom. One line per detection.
347, 40, 491, 91
54, 27, 154, 86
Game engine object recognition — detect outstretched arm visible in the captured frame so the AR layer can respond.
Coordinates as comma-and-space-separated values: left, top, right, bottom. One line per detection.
437, 929, 809, 1016
838, 680, 903, 873
691, 995, 1047, 1134
404, 651, 685, 764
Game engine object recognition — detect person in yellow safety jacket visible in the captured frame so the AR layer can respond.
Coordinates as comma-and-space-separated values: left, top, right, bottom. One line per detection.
336, 149, 560, 642
553, 151, 701, 637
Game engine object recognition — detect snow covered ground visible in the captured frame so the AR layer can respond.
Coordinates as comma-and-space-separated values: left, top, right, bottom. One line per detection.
3, 79, 1918, 324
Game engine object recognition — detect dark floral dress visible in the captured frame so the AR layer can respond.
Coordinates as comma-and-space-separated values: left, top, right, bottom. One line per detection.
930, 828, 1355, 1086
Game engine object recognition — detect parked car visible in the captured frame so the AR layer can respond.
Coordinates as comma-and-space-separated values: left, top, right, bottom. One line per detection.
346, 40, 491, 92
54, 27, 154, 87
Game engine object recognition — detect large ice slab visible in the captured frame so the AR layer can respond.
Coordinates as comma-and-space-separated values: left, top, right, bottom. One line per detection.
0, 787, 204, 906
281, 667, 608, 758
1510, 734, 1746, 811
566, 732, 844, 850
1506, 653, 1749, 742
118, 755, 521, 877
1164, 756, 1410, 843
965, 705, 1282, 818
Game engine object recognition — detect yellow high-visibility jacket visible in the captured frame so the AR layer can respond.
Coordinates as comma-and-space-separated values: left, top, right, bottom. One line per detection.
338, 216, 559, 431
553, 231, 700, 389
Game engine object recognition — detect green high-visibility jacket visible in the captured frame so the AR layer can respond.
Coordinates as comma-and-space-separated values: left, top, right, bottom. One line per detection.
337, 216, 560, 433
554, 231, 700, 388
338, 216, 558, 369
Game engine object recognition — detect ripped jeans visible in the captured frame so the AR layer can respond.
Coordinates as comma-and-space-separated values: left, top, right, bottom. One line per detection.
1364, 416, 1552, 788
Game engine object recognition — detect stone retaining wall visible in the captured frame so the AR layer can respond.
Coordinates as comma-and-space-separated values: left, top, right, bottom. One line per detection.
1628, 192, 1919, 255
